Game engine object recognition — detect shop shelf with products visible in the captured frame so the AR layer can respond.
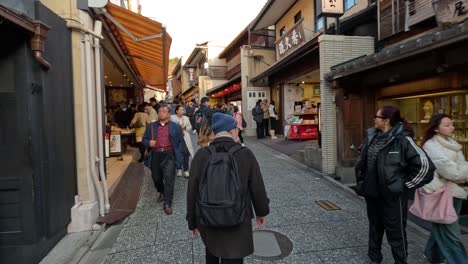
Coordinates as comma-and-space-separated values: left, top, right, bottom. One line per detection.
287, 108, 319, 140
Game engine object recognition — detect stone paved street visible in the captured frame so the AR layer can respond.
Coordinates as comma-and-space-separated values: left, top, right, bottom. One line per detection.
102, 138, 429, 264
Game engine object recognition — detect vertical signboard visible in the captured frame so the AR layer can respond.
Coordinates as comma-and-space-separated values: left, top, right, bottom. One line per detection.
317, 0, 344, 17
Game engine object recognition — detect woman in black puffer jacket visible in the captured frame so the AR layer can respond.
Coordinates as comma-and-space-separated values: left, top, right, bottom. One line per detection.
355, 105, 435, 264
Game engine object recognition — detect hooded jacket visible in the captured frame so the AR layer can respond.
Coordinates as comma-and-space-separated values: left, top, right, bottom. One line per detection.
355, 123, 435, 197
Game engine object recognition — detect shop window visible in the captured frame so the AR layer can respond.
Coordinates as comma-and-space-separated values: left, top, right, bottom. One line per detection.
316, 17, 324, 31
345, 0, 356, 11
378, 92, 468, 157
294, 11, 302, 24
279, 26, 286, 37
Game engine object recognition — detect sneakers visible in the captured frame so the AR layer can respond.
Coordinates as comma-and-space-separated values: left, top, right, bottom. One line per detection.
192, 130, 197, 135
241, 143, 245, 147
183, 171, 189, 178
176, 169, 183, 177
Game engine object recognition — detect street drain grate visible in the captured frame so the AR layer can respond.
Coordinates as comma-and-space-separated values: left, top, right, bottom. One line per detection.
252, 230, 293, 260
314, 200, 341, 211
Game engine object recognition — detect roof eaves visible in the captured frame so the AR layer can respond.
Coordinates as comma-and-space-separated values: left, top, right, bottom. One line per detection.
219, 27, 249, 59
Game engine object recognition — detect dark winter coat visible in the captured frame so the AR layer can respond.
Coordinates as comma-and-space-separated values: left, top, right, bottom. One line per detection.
186, 137, 270, 258
200, 105, 214, 123
355, 123, 435, 197
252, 105, 263, 123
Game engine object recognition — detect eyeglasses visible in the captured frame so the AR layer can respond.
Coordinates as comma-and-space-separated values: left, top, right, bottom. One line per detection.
374, 115, 385, 119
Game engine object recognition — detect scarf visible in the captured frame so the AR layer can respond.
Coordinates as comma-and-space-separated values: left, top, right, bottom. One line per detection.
434, 135, 462, 152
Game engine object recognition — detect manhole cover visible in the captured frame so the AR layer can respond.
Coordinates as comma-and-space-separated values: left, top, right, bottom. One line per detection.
252, 230, 293, 260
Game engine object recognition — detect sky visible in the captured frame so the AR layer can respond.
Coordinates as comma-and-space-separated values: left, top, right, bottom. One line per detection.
139, 0, 268, 59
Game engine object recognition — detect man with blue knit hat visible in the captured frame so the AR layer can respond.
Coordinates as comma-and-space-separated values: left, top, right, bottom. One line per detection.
187, 112, 270, 264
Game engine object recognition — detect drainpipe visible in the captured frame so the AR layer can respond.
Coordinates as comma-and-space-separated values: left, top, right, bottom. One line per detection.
80, 35, 98, 205
30, 23, 51, 70
84, 33, 105, 217
93, 20, 110, 212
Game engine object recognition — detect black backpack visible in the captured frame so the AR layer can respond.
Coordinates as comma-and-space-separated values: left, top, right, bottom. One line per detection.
196, 144, 247, 228
194, 109, 207, 132
241, 116, 247, 128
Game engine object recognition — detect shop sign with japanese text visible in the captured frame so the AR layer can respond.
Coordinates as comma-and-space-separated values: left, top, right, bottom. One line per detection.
276, 21, 305, 59
433, 0, 468, 26
322, 0, 344, 15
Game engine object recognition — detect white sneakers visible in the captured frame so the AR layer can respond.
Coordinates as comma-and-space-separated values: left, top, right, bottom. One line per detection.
241, 143, 245, 147
177, 169, 189, 178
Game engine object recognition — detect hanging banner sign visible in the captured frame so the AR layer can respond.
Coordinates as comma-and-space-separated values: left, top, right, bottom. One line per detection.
276, 20, 306, 59
433, 0, 468, 26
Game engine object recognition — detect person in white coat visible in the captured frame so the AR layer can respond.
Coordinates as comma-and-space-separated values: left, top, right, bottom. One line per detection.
171, 105, 194, 177
422, 113, 468, 264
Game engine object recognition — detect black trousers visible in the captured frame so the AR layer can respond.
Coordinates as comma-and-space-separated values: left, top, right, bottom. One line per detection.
205, 248, 243, 264
137, 142, 146, 161
238, 130, 244, 143
256, 121, 264, 139
269, 117, 276, 134
365, 192, 409, 264
262, 118, 270, 136
150, 151, 176, 206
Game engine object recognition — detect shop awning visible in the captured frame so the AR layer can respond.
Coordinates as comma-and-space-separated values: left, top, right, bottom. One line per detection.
250, 0, 297, 31
326, 20, 468, 82
102, 3, 171, 90
206, 74, 242, 98
250, 38, 319, 83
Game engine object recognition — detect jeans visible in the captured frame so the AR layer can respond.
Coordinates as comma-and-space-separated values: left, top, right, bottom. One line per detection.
181, 144, 190, 171
366, 192, 409, 264
205, 248, 243, 264
150, 151, 176, 206
424, 198, 468, 264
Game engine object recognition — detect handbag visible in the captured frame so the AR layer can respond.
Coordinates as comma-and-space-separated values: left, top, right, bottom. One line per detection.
143, 124, 154, 168
409, 182, 458, 224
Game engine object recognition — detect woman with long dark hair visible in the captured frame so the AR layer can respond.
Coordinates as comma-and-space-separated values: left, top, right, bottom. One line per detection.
421, 113, 468, 264
355, 105, 435, 264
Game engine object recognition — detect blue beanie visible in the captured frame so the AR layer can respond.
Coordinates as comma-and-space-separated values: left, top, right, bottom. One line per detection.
212, 112, 238, 134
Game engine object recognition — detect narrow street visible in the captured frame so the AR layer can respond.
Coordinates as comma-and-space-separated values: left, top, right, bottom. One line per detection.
101, 137, 429, 264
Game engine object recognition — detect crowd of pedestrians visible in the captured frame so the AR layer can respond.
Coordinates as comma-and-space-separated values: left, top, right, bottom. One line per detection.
123, 96, 468, 264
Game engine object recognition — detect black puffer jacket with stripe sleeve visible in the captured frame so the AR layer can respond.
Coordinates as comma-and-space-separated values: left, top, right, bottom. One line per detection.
355, 123, 435, 197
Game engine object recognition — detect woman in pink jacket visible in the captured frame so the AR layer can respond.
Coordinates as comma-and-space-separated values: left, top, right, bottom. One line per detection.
232, 106, 244, 146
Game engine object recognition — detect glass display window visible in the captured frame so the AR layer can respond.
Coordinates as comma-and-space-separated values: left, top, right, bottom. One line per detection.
378, 91, 468, 157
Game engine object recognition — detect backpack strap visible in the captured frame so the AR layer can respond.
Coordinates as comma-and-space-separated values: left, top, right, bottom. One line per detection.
206, 145, 217, 154
228, 144, 243, 155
